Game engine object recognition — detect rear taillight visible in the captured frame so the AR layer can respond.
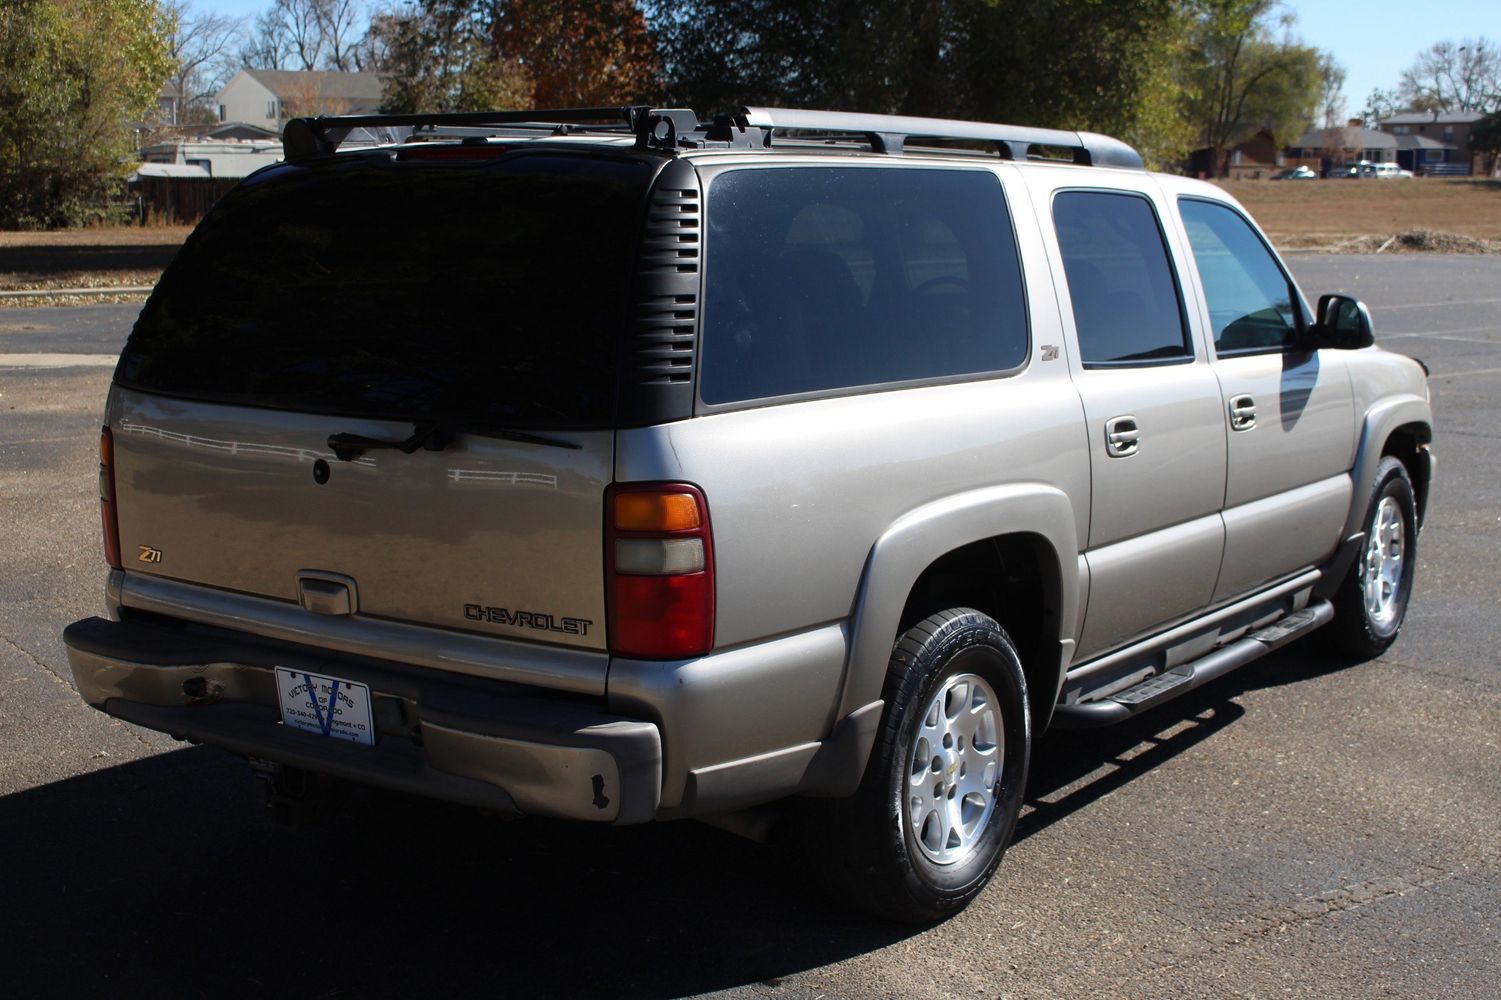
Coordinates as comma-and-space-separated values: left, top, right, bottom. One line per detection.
99, 427, 121, 569
606, 483, 714, 659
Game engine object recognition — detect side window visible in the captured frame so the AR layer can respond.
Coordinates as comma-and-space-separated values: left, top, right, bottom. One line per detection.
700, 167, 1028, 404
1179, 198, 1303, 353
1052, 191, 1190, 366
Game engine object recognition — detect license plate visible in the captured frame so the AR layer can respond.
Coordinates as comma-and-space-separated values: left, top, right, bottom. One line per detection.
274, 667, 375, 746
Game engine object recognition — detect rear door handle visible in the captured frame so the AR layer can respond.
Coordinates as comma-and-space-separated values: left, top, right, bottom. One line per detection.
1104, 415, 1139, 458
1229, 394, 1257, 431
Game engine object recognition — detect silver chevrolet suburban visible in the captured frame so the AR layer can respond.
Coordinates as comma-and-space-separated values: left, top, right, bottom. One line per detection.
63, 106, 1434, 921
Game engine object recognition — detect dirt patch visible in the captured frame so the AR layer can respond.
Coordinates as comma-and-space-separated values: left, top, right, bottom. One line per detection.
1326, 230, 1500, 254
1220, 178, 1501, 249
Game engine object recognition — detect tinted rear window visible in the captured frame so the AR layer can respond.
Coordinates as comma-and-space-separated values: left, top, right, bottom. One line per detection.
118, 152, 652, 427
700, 167, 1028, 404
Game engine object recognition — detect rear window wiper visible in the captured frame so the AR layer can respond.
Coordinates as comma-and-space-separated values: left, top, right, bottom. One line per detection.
327, 421, 580, 461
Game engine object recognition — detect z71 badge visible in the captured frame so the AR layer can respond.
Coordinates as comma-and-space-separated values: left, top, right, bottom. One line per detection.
464, 603, 593, 637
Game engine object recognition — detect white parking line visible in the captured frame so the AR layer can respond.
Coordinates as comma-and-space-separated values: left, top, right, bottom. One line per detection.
0, 353, 118, 369
1377, 298, 1501, 311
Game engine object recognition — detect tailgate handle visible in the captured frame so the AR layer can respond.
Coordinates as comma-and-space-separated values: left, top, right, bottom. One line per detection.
297, 571, 358, 616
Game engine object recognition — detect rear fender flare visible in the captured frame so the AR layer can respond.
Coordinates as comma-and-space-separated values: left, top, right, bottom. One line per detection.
836, 483, 1080, 723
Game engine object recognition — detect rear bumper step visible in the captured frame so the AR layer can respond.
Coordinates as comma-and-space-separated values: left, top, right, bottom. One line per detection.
1052, 601, 1334, 729
62, 616, 661, 823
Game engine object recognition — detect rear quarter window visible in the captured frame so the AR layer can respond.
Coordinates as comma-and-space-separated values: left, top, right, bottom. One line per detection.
699, 166, 1028, 405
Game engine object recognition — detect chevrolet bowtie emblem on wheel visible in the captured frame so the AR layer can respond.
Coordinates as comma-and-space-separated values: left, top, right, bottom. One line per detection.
136, 545, 162, 564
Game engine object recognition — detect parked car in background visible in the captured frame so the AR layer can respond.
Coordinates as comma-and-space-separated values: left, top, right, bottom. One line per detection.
1271, 165, 1316, 180
1374, 162, 1414, 179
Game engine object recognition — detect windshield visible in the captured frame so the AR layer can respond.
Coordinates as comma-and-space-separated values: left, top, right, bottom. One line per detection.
117, 151, 653, 428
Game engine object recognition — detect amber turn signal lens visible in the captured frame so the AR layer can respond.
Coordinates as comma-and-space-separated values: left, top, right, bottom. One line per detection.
613, 492, 700, 532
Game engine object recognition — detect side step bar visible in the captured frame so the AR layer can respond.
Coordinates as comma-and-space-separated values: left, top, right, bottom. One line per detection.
1051, 601, 1334, 729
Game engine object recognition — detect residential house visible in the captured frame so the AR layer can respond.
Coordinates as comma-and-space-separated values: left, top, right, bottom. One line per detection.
216, 69, 384, 131
1375, 110, 1485, 175
157, 81, 183, 125
1285, 121, 1398, 175
1187, 130, 1286, 179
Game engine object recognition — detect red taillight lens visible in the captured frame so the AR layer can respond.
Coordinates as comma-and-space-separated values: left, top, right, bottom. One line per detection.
606, 483, 714, 659
99, 427, 121, 569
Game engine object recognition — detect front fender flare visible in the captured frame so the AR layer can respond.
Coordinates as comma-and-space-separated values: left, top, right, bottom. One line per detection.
1342, 394, 1432, 539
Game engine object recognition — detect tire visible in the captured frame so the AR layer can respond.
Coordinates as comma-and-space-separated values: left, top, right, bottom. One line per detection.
801, 608, 1031, 923
1326, 456, 1418, 658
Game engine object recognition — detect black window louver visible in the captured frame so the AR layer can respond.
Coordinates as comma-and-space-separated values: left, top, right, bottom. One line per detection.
619, 159, 701, 425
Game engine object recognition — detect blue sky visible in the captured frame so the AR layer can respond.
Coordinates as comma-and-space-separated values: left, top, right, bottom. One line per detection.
195, 0, 1500, 118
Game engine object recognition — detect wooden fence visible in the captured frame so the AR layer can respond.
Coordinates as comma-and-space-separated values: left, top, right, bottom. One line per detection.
129, 177, 242, 225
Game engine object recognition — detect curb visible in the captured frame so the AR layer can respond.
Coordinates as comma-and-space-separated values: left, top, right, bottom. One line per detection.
0, 286, 154, 299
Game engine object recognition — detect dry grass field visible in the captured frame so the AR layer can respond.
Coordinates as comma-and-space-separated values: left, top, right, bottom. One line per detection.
1219, 178, 1501, 249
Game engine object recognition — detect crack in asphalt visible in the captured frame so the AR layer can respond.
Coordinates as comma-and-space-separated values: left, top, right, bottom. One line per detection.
1136, 863, 1483, 981
0, 628, 156, 750
0, 628, 72, 690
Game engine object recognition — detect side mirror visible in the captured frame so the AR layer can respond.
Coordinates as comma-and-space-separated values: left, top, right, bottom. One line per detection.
1310, 293, 1375, 350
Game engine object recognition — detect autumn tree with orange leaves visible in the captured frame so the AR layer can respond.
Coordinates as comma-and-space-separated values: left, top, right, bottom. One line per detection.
492, 0, 658, 107
375, 0, 658, 112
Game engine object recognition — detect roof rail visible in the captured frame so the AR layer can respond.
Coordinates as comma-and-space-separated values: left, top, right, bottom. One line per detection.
740, 107, 1144, 169
280, 105, 1143, 169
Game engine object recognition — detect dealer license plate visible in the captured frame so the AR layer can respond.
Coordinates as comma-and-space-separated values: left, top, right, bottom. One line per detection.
274, 667, 375, 746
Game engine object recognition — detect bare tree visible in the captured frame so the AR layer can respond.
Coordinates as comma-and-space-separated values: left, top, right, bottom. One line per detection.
1361, 87, 1401, 126
241, 0, 366, 72
240, 8, 292, 69
318, 0, 362, 71
1399, 37, 1501, 113
1317, 51, 1346, 128
279, 0, 327, 71
162, 1, 242, 122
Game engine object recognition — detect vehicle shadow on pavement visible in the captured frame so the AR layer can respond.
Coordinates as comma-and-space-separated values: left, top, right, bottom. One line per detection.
2, 648, 1334, 1000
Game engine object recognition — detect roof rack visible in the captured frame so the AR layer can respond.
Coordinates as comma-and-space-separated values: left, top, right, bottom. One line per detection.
741, 107, 1143, 169
281, 105, 1143, 170
281, 106, 767, 162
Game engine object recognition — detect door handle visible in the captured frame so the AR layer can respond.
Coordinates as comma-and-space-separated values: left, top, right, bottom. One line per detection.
1104, 415, 1139, 458
1229, 394, 1257, 431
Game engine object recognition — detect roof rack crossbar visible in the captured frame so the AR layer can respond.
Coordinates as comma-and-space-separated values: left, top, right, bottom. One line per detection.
740, 107, 1143, 169
283, 106, 654, 161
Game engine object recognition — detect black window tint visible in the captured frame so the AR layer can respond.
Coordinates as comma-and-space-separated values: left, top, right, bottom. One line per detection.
700, 168, 1027, 404
1179, 198, 1302, 353
1053, 191, 1190, 366
118, 153, 652, 427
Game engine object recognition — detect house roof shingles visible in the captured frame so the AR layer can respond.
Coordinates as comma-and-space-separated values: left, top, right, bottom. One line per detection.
242, 69, 384, 102
1379, 110, 1485, 126
1292, 126, 1398, 150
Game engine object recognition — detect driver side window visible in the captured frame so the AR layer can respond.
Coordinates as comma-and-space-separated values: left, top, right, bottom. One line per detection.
1179, 198, 1305, 354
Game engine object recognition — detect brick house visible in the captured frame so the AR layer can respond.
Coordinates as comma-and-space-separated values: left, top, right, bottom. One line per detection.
1284, 122, 1398, 175
1375, 110, 1485, 175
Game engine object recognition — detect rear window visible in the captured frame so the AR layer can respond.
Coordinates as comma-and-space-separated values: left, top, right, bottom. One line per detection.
117, 152, 653, 428
699, 167, 1028, 405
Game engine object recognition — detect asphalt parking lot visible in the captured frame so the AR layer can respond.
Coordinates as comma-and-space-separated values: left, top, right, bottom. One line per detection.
1, 255, 1497, 999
